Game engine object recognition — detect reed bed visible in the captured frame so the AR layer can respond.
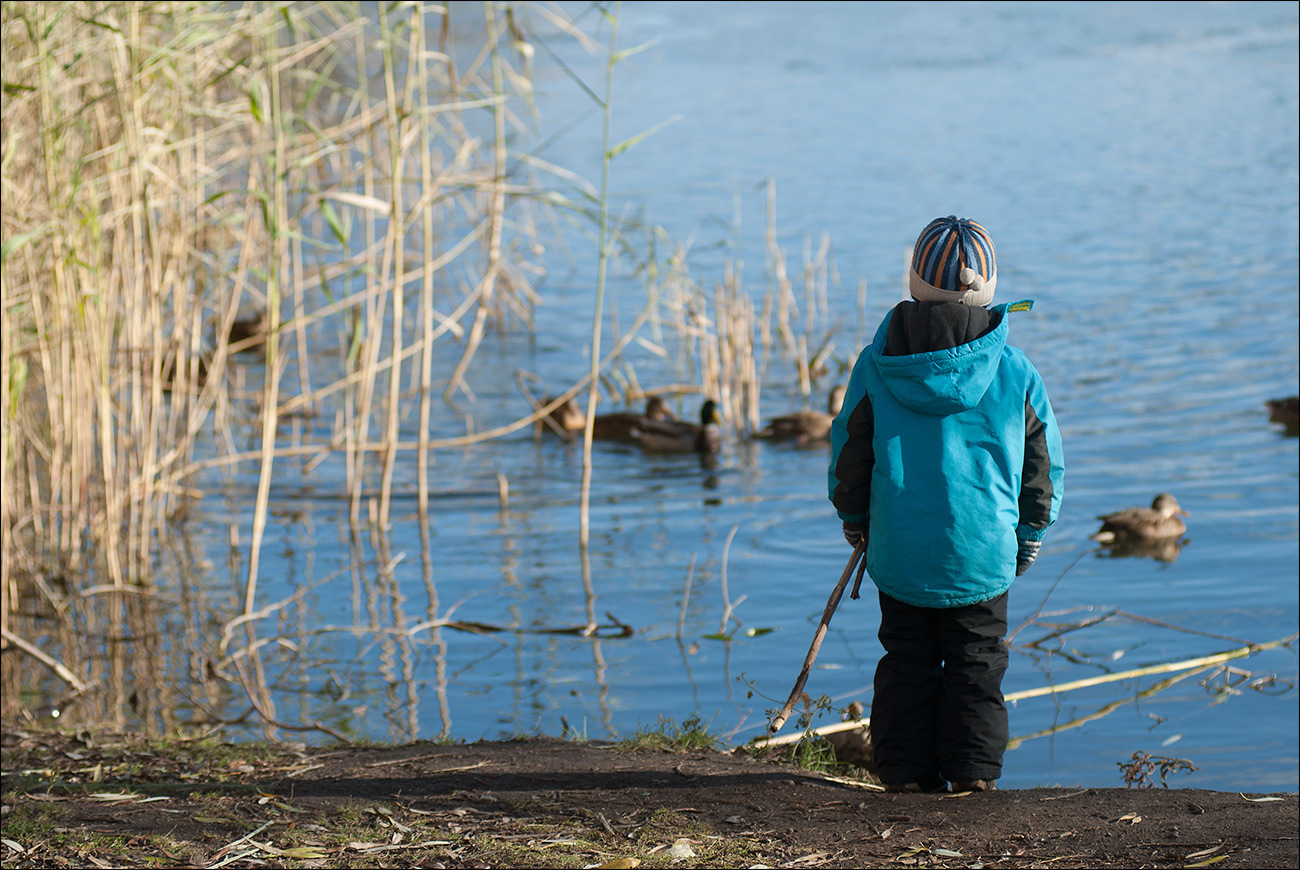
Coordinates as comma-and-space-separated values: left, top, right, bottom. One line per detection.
0, 0, 857, 737
0, 0, 585, 730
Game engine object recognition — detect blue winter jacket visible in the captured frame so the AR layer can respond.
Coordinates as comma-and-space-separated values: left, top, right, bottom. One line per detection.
828, 300, 1064, 608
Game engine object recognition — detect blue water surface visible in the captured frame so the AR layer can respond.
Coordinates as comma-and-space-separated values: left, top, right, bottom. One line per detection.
186, 1, 1298, 792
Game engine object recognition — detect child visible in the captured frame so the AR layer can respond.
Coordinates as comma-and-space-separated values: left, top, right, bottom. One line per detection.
828, 216, 1064, 793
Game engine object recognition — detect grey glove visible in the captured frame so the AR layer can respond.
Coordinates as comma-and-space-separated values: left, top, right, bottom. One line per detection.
843, 521, 867, 548
1016, 538, 1042, 576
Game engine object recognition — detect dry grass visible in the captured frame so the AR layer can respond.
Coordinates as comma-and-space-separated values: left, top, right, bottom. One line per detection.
0, 1, 838, 738
0, 0, 573, 728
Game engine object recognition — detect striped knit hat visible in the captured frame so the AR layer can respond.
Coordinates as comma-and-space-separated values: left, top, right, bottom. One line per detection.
908, 216, 997, 307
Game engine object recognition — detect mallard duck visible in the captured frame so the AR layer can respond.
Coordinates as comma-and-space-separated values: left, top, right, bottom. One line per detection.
536, 396, 586, 440
1266, 396, 1298, 436
157, 350, 210, 393
630, 399, 721, 454
754, 384, 846, 444
821, 700, 875, 773
1091, 494, 1189, 543
227, 313, 268, 352
591, 396, 679, 442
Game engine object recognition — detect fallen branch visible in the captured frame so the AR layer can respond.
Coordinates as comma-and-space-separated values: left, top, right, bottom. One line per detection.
1004, 634, 1297, 703
750, 633, 1297, 750
1, 627, 89, 692
751, 718, 870, 750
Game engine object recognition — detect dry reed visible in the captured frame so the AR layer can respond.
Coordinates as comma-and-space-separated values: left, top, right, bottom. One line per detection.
0, 0, 573, 731
1, 0, 855, 737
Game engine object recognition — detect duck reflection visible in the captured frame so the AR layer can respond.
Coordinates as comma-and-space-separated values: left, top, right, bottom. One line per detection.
1097, 536, 1188, 564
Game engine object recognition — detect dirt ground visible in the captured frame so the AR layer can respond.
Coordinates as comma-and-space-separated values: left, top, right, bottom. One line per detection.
2, 728, 1297, 869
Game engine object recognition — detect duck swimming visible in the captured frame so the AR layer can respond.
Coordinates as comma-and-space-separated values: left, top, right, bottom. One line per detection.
592, 396, 679, 442
227, 313, 268, 353
1091, 494, 1189, 543
754, 385, 846, 444
630, 399, 721, 455
536, 396, 586, 440
1266, 396, 1298, 436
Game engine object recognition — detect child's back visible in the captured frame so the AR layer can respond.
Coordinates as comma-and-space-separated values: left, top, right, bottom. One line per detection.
827, 216, 1065, 792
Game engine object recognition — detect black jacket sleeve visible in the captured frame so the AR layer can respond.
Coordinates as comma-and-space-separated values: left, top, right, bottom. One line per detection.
830, 391, 876, 523
1017, 392, 1056, 537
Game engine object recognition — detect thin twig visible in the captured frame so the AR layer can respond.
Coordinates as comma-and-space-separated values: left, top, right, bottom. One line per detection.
0, 627, 89, 692
677, 554, 697, 641
718, 524, 743, 635
1007, 548, 1090, 643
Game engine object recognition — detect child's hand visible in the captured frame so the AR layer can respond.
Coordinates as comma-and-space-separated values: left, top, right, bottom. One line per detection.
1016, 538, 1042, 575
842, 521, 867, 548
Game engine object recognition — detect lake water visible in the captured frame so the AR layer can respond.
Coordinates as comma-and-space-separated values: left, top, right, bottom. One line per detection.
172, 1, 1299, 791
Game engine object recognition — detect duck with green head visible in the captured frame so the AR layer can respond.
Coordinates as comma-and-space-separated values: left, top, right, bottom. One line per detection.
591, 396, 679, 442
630, 399, 721, 455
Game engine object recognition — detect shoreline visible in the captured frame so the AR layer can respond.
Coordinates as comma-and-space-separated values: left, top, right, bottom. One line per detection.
3, 727, 1297, 868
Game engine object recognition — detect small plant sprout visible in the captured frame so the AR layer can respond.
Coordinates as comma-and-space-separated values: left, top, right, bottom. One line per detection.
1117, 751, 1198, 788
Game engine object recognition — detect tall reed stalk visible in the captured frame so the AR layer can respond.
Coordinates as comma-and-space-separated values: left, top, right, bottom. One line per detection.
0, 0, 572, 730
576, 2, 676, 546
578, 5, 620, 551
2, 0, 845, 737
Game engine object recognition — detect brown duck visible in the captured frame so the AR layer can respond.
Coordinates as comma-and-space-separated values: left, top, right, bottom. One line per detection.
536, 396, 586, 440
1091, 494, 1189, 543
821, 700, 875, 774
630, 400, 721, 455
227, 313, 268, 353
755, 385, 846, 444
1266, 396, 1298, 436
592, 396, 678, 442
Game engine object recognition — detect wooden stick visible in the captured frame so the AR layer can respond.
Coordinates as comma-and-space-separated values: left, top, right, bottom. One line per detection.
752, 717, 868, 750
1003, 634, 1297, 702
849, 549, 868, 600
768, 541, 866, 735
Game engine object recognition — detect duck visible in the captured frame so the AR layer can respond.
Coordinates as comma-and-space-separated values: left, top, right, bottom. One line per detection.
227, 313, 268, 353
1266, 396, 1298, 436
591, 396, 679, 442
630, 399, 722, 455
1091, 494, 1189, 543
821, 700, 875, 774
536, 396, 586, 440
754, 384, 846, 444
157, 350, 210, 393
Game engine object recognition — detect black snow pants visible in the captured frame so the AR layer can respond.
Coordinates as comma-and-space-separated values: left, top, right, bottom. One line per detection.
870, 590, 1009, 787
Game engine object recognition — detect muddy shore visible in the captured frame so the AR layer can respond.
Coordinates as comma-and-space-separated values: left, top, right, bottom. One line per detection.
2, 728, 1297, 868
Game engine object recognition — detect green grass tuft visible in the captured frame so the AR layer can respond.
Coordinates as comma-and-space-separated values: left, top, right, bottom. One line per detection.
615, 714, 720, 754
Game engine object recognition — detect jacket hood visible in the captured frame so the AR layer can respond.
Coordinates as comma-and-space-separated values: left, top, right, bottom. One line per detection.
870, 301, 1031, 416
